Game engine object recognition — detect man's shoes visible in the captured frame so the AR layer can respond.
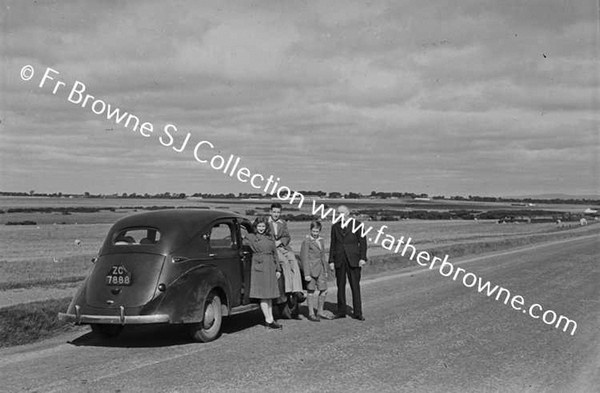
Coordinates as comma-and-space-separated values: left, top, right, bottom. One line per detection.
266, 321, 283, 329
333, 313, 347, 319
351, 314, 365, 321
317, 313, 331, 320
307, 315, 320, 322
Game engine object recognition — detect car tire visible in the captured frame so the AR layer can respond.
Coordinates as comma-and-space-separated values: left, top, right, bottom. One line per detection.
189, 291, 223, 343
91, 324, 123, 338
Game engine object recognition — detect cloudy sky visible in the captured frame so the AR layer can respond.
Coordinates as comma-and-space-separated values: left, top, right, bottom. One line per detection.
1, 0, 598, 197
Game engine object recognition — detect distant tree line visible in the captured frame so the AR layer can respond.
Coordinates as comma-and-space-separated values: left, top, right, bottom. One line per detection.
1, 190, 598, 205
448, 195, 600, 205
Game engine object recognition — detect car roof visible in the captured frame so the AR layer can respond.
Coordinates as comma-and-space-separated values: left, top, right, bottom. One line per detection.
103, 209, 249, 254
114, 208, 245, 228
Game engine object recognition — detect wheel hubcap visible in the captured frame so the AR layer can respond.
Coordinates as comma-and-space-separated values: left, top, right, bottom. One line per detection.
203, 301, 215, 329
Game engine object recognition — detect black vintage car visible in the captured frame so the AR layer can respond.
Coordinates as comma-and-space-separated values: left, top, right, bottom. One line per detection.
59, 209, 261, 342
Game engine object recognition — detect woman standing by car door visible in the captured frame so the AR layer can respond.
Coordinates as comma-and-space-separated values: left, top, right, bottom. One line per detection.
243, 216, 283, 329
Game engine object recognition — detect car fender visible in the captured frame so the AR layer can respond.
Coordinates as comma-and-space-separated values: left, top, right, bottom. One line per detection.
64, 276, 89, 315
153, 265, 231, 323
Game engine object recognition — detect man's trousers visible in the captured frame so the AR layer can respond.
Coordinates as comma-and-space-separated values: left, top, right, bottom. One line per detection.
335, 256, 362, 317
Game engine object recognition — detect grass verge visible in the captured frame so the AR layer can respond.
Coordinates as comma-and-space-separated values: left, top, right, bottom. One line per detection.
0, 297, 82, 348
362, 225, 598, 276
0, 276, 86, 291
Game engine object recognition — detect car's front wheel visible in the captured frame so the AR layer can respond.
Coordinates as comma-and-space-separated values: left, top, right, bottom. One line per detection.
189, 291, 223, 342
91, 324, 123, 338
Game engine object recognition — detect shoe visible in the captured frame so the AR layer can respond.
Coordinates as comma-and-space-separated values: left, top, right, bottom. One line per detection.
317, 313, 331, 320
351, 314, 365, 321
291, 313, 302, 320
266, 321, 282, 329
333, 313, 347, 319
307, 315, 320, 322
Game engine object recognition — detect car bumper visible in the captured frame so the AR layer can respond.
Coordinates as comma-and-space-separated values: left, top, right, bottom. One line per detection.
58, 305, 170, 325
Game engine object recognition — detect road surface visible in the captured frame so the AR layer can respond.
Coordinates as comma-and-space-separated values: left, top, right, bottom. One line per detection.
1, 234, 598, 392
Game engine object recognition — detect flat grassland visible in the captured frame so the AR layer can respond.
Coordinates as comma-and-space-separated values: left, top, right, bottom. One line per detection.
1, 196, 596, 291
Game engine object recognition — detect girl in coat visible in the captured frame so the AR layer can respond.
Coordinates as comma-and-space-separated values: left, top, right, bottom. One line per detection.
300, 220, 328, 322
243, 216, 283, 329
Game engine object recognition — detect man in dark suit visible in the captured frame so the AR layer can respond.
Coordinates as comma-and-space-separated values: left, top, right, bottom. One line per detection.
328, 205, 367, 321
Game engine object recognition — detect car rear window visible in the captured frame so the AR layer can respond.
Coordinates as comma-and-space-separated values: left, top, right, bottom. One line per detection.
113, 228, 161, 245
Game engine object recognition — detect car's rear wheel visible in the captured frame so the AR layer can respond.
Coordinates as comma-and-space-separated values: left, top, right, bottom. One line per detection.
91, 324, 124, 338
189, 291, 223, 343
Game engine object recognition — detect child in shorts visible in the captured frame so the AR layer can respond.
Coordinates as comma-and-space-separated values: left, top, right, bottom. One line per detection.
300, 221, 328, 322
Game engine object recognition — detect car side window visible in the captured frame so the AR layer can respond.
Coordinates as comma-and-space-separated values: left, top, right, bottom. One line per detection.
239, 222, 253, 253
209, 222, 235, 249
240, 225, 249, 240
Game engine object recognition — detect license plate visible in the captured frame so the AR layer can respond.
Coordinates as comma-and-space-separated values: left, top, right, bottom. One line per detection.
105, 265, 132, 286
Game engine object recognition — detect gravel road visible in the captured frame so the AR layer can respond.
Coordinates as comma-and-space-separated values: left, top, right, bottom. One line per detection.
1, 234, 598, 392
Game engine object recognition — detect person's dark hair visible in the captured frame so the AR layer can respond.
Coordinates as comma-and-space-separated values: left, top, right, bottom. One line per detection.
270, 202, 282, 210
310, 220, 322, 231
252, 216, 272, 237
